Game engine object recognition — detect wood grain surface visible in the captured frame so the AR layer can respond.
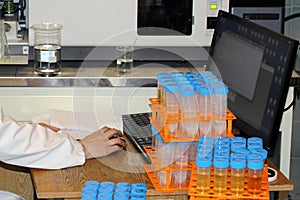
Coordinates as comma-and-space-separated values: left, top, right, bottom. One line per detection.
0, 162, 34, 200
30, 137, 293, 200
31, 136, 188, 199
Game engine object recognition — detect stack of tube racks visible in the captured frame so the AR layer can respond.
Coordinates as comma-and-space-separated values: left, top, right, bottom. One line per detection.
188, 163, 270, 199
149, 98, 236, 142
143, 98, 237, 193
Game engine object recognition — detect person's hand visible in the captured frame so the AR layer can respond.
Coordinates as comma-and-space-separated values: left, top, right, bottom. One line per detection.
80, 126, 127, 159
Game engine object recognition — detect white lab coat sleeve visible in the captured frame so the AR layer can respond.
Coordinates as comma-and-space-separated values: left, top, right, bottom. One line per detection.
0, 106, 85, 169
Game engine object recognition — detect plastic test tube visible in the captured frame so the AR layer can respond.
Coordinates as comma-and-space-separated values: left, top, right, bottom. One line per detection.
247, 159, 264, 195
81, 181, 99, 200
173, 154, 189, 187
164, 83, 180, 136
214, 146, 230, 159
213, 157, 229, 194
157, 138, 175, 167
196, 157, 212, 194
250, 148, 268, 162
115, 182, 131, 198
215, 136, 230, 149
113, 193, 130, 200
231, 147, 250, 158
247, 137, 263, 151
131, 183, 147, 193
157, 73, 173, 104
231, 136, 246, 145
212, 84, 228, 137
188, 142, 198, 163
198, 136, 214, 158
98, 181, 114, 200
197, 85, 213, 137
231, 141, 247, 152
174, 142, 188, 161
131, 183, 147, 200
179, 86, 199, 138
230, 157, 246, 195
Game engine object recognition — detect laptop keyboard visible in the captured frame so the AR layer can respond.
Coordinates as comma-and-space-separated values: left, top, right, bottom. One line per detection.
122, 112, 152, 163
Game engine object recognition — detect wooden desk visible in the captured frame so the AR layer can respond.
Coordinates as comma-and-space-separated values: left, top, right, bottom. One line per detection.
267, 159, 294, 199
31, 140, 293, 200
31, 138, 188, 200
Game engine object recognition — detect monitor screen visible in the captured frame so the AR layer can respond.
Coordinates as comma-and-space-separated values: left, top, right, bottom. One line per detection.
209, 11, 299, 152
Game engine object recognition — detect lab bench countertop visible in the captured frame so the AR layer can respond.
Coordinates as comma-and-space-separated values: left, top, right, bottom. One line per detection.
30, 136, 293, 200
0, 61, 197, 87
0, 62, 299, 88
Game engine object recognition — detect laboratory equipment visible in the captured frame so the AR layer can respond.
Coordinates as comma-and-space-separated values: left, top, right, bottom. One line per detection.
209, 10, 299, 154
0, 19, 10, 60
116, 46, 134, 75
230, 0, 285, 33
197, 85, 212, 137
230, 157, 246, 195
0, 0, 28, 64
28, 0, 229, 47
247, 158, 264, 195
31, 23, 62, 76
213, 157, 229, 194
173, 155, 189, 187
212, 84, 228, 137
196, 157, 212, 193
164, 83, 180, 136
179, 86, 198, 138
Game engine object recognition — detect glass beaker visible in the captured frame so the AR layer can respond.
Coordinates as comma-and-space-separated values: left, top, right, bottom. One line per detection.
31, 23, 62, 76
116, 46, 134, 75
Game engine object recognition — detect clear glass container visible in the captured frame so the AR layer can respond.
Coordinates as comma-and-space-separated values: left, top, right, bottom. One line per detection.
31, 23, 63, 76
116, 46, 134, 75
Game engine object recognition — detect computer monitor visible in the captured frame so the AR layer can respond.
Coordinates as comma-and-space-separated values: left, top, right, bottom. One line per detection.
209, 10, 299, 153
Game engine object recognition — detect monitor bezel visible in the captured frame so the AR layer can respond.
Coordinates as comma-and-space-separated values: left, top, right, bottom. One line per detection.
209, 10, 299, 153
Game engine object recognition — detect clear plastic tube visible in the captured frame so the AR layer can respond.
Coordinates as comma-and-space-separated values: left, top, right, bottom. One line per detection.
247, 159, 264, 195
164, 83, 180, 136
197, 85, 213, 137
115, 182, 131, 197
231, 147, 250, 159
131, 183, 146, 193
174, 154, 189, 187
180, 86, 199, 138
188, 143, 198, 163
230, 157, 246, 195
250, 148, 268, 163
231, 141, 247, 152
212, 84, 228, 137
213, 157, 229, 194
247, 137, 263, 151
81, 181, 99, 200
196, 157, 212, 193
231, 136, 246, 145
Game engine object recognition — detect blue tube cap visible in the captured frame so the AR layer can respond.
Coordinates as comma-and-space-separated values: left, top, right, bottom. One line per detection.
248, 159, 264, 170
